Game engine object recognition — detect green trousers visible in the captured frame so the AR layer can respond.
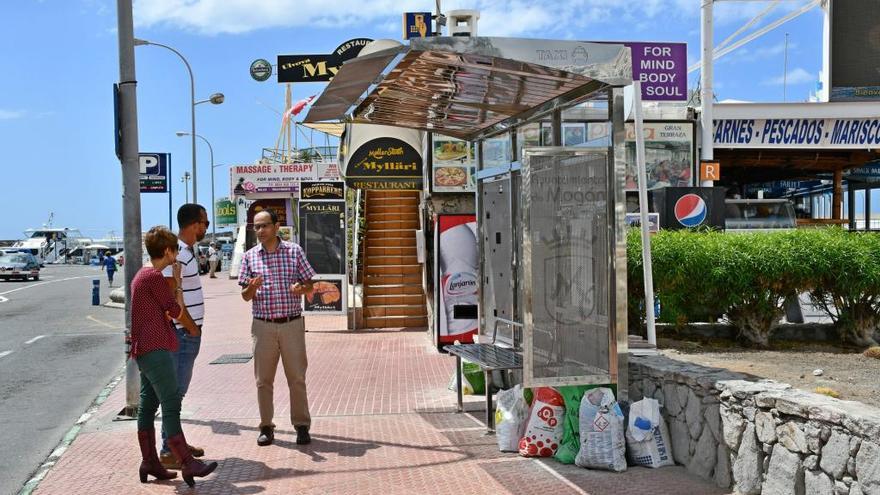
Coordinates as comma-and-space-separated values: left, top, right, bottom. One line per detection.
136, 350, 182, 437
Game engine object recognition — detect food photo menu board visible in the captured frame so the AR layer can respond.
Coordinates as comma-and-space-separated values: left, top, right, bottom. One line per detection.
432, 135, 476, 192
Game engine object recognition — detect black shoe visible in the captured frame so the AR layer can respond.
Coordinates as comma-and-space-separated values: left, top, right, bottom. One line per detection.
295, 425, 311, 445
257, 426, 274, 446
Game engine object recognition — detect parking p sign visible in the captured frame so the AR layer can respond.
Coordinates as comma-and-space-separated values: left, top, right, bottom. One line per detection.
139, 152, 169, 193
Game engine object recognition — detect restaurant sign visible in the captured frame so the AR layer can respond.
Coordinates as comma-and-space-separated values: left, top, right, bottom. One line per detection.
345, 137, 423, 190
277, 38, 373, 83
300, 181, 345, 200
714, 118, 880, 149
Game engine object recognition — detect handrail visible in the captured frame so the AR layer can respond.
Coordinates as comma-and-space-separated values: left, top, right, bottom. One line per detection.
492, 317, 523, 347
351, 189, 363, 331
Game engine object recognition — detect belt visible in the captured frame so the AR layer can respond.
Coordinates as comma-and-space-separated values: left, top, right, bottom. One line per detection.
255, 314, 301, 324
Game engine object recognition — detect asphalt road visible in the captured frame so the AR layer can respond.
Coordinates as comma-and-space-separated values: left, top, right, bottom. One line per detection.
0, 265, 125, 495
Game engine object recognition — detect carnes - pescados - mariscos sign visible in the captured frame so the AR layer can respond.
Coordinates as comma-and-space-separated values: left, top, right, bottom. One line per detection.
714, 118, 880, 149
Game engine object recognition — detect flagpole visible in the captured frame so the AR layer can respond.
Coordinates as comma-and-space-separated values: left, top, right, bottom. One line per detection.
286, 84, 293, 161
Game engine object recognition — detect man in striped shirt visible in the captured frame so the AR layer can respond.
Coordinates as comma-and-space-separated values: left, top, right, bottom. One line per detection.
159, 204, 209, 468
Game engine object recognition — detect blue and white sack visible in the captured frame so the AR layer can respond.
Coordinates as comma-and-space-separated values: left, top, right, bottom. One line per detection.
626, 397, 674, 468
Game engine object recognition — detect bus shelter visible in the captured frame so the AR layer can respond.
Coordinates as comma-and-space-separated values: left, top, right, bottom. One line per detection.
306, 36, 635, 394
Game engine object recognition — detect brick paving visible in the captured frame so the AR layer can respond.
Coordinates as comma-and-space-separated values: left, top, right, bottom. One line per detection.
33, 277, 728, 495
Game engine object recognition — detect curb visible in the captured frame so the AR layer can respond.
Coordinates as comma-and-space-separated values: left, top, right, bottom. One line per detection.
17, 369, 125, 495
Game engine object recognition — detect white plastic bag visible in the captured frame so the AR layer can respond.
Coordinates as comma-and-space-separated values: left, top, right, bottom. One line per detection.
626, 397, 675, 468
495, 384, 527, 452
519, 387, 566, 457
575, 387, 627, 472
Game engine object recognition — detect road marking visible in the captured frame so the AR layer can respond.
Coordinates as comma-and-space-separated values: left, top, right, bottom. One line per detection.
24, 335, 46, 345
0, 275, 96, 298
0, 350, 12, 359
0, 296, 7, 303
87, 315, 123, 329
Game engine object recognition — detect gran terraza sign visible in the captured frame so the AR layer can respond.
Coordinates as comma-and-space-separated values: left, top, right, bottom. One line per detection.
714, 118, 880, 149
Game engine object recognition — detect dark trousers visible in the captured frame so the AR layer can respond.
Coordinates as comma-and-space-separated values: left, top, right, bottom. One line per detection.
136, 350, 182, 437
106, 269, 115, 284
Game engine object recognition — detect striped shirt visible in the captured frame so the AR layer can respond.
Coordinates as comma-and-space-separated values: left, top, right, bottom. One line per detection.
238, 238, 316, 319
161, 239, 204, 329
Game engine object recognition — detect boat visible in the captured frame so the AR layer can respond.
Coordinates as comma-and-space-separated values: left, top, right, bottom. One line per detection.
12, 227, 94, 264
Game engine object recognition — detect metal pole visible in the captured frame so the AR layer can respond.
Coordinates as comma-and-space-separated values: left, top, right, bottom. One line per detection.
117, 0, 144, 417
701, 0, 715, 187
783, 32, 789, 102
205, 136, 215, 238
168, 154, 173, 228
633, 81, 656, 347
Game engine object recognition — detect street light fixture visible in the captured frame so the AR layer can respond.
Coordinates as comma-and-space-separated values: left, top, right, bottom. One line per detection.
134, 37, 224, 203
176, 131, 217, 239
181, 171, 191, 203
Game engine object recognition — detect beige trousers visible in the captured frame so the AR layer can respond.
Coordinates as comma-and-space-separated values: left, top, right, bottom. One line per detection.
251, 317, 310, 428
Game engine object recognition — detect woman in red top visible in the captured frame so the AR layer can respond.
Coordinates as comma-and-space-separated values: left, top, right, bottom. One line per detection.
131, 226, 218, 487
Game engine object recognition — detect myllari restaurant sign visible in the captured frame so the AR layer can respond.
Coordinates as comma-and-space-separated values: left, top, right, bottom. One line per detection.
346, 137, 423, 189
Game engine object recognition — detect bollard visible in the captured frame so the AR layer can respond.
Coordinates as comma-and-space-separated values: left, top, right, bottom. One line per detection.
92, 279, 100, 306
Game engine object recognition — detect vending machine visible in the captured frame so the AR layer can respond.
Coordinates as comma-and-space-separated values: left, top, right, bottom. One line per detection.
434, 214, 479, 348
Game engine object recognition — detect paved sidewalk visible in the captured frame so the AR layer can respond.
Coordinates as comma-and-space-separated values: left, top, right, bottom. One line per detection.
32, 278, 727, 495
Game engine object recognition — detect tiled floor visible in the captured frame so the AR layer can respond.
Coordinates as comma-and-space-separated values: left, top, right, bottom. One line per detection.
34, 279, 728, 495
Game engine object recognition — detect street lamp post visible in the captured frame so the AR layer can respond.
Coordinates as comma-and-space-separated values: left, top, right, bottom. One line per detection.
177, 131, 217, 239
133, 38, 224, 203
181, 171, 191, 202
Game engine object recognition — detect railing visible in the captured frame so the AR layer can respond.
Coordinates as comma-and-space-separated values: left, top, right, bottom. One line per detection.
350, 189, 363, 331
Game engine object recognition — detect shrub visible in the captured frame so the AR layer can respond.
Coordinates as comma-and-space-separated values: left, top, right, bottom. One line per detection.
626, 228, 876, 347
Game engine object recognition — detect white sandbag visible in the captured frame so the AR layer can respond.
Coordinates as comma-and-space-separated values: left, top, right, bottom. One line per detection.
626, 397, 674, 468
519, 387, 565, 457
575, 387, 627, 472
495, 384, 527, 452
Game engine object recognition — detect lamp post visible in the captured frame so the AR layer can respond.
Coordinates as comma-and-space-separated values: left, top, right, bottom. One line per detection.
133, 38, 224, 203
181, 171, 191, 203
177, 131, 217, 239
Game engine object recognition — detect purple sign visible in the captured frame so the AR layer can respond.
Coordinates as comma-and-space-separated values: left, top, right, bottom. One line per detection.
626, 42, 687, 101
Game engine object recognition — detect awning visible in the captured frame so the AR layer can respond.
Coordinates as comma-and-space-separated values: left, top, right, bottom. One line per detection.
300, 122, 345, 138
305, 37, 631, 141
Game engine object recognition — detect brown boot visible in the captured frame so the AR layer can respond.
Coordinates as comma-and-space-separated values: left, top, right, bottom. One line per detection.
137, 430, 178, 483
167, 433, 217, 487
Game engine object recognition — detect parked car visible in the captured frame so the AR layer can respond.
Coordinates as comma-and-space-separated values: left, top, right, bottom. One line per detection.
0, 252, 41, 281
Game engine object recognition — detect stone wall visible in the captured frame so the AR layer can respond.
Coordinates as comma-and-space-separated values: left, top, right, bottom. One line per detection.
628, 355, 880, 495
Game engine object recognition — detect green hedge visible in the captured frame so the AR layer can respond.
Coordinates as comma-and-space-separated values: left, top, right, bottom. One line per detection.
627, 228, 880, 347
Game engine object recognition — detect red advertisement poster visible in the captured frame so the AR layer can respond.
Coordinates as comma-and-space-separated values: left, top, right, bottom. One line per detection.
436, 215, 478, 344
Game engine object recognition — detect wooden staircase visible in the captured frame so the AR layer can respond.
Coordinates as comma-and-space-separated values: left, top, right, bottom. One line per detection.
361, 190, 428, 328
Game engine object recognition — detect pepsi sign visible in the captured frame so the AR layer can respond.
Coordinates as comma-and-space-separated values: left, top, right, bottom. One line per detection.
674, 194, 708, 227
652, 187, 726, 231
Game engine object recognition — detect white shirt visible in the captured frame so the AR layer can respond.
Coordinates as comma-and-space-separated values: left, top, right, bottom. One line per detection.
208, 247, 219, 262
161, 239, 204, 329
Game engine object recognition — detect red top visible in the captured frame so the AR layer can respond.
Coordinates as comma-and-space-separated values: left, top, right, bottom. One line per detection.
130, 267, 181, 358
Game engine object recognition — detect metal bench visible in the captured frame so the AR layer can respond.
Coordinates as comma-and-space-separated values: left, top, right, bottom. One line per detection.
443, 318, 523, 434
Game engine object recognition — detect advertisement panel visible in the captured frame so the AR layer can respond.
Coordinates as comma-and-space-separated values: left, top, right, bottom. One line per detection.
303, 276, 346, 314
625, 121, 695, 191
230, 163, 317, 195
214, 198, 237, 227
435, 215, 479, 345
625, 42, 688, 101
403, 12, 433, 40
139, 152, 169, 193
830, 1, 880, 101
714, 118, 880, 149
277, 38, 372, 83
431, 135, 475, 192
298, 201, 345, 275
246, 199, 290, 226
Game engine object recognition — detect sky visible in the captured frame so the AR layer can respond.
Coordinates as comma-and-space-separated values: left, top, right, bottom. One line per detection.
0, 0, 826, 240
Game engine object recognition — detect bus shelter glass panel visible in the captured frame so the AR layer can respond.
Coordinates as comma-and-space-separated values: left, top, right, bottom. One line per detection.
479, 173, 519, 347
521, 148, 612, 387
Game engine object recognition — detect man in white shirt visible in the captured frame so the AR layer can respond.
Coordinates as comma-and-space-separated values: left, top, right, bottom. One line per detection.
208, 243, 219, 278
159, 204, 209, 469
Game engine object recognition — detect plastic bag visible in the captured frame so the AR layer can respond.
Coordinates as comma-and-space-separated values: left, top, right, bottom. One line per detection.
575, 387, 627, 472
519, 388, 565, 457
447, 360, 485, 395
554, 385, 610, 465
495, 384, 527, 452
626, 398, 674, 468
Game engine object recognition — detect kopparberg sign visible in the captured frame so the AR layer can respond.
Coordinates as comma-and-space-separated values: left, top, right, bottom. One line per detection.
714, 118, 880, 149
